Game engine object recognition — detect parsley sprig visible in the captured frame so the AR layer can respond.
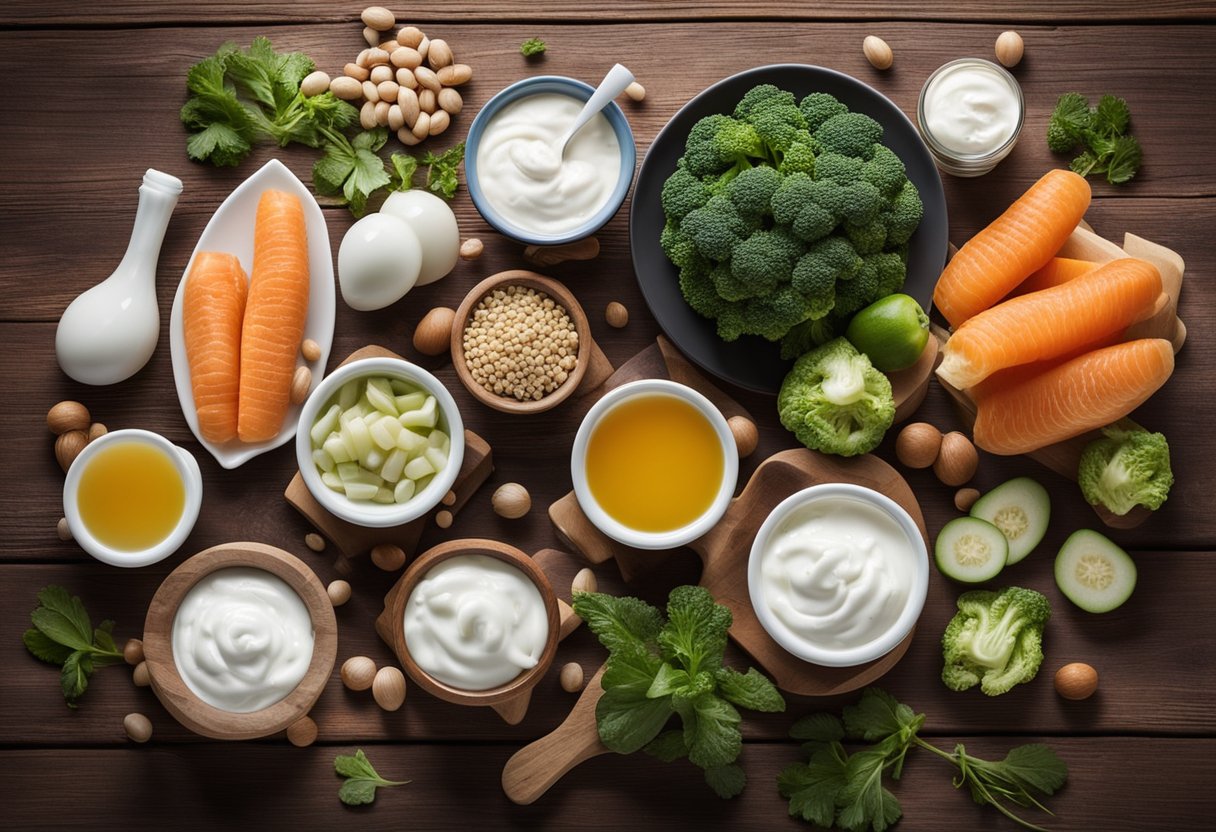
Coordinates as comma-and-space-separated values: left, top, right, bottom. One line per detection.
334, 749, 410, 806
23, 586, 125, 707
1047, 92, 1142, 185
573, 586, 785, 798
779, 688, 1068, 831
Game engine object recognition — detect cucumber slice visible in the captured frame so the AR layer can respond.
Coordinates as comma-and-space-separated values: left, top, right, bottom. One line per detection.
970, 477, 1051, 565
1054, 529, 1137, 613
935, 517, 1009, 583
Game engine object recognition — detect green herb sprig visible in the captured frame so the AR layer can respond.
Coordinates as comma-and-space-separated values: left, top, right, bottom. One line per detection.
520, 37, 547, 57
779, 688, 1068, 832
23, 586, 125, 707
572, 586, 785, 798
1047, 92, 1142, 185
335, 749, 410, 806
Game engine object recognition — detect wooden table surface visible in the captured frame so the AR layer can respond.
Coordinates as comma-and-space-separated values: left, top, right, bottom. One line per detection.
3, 1, 1214, 829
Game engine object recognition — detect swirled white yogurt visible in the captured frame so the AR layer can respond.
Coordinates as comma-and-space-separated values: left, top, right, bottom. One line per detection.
403, 554, 549, 690
757, 497, 914, 652
172, 567, 315, 713
475, 93, 621, 236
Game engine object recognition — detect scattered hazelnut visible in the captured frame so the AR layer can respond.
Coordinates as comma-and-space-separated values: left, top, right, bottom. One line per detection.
87, 423, 108, 442
560, 662, 585, 692
341, 656, 378, 691
123, 713, 153, 743
895, 422, 943, 469
1054, 662, 1098, 700
132, 661, 151, 687
55, 430, 89, 473
305, 533, 326, 552
371, 544, 406, 571
441, 490, 457, 506
413, 306, 456, 357
301, 338, 322, 362
327, 580, 352, 607
863, 35, 894, 70
123, 638, 145, 666
492, 483, 531, 519
728, 416, 759, 458
435, 510, 453, 529
47, 401, 90, 435
995, 31, 1025, 68
934, 432, 979, 486
605, 301, 629, 328
287, 715, 319, 747
954, 487, 982, 512
57, 517, 72, 542
372, 666, 407, 711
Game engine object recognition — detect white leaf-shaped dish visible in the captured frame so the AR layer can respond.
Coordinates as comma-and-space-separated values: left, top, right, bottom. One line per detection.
170, 159, 336, 469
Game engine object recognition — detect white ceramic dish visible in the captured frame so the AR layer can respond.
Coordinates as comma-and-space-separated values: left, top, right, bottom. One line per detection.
64, 429, 203, 568
295, 357, 465, 528
169, 159, 335, 469
747, 483, 929, 668
570, 379, 737, 550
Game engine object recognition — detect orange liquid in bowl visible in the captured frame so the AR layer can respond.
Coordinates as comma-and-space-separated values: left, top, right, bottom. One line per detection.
584, 394, 724, 533
77, 441, 185, 551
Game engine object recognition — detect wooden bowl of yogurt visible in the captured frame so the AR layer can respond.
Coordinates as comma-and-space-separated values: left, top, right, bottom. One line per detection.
375, 538, 560, 724
142, 542, 337, 740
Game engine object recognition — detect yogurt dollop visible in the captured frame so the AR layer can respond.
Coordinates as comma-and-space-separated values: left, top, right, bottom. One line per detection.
403, 554, 549, 690
475, 93, 621, 236
172, 567, 315, 713
757, 497, 915, 653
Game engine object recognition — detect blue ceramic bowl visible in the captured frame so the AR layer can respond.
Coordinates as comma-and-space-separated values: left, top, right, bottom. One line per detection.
465, 76, 637, 246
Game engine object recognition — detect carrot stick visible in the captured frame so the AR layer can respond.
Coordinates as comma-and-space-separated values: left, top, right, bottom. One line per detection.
183, 251, 248, 444
1005, 256, 1098, 299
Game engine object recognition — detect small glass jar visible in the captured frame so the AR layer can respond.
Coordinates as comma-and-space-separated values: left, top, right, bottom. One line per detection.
917, 58, 1024, 177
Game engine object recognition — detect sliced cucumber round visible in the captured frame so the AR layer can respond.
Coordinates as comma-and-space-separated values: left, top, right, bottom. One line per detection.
935, 516, 1008, 583
970, 477, 1051, 565
1054, 529, 1137, 613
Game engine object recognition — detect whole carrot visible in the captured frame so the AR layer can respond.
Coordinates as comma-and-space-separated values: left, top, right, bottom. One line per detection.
183, 251, 247, 444
237, 189, 310, 443
934, 169, 1091, 327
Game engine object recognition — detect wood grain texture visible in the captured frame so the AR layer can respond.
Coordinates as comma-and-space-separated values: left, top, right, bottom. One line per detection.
3, 739, 1214, 830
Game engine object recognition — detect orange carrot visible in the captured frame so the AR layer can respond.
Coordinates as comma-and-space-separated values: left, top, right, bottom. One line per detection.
237, 190, 310, 443
1006, 257, 1097, 299
973, 339, 1174, 455
937, 258, 1161, 390
933, 169, 1091, 327
183, 251, 248, 444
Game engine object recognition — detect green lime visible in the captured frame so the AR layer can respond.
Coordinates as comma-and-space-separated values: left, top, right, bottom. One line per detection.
845, 293, 930, 372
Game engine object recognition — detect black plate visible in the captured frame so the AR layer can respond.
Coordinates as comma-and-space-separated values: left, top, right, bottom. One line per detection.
630, 64, 948, 395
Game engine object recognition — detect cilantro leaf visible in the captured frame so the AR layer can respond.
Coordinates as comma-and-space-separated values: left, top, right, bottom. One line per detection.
334, 749, 409, 806
1105, 135, 1142, 184
704, 763, 746, 799
1047, 90, 1141, 185
185, 122, 254, 168
389, 152, 419, 192
779, 743, 849, 826
837, 750, 902, 832
312, 130, 390, 217
420, 142, 465, 200
520, 37, 547, 57
715, 666, 785, 713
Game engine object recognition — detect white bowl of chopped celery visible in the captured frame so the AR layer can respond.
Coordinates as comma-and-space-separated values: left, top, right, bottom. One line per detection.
296, 358, 465, 528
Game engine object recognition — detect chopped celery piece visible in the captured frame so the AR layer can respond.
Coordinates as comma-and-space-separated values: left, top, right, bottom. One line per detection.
373, 486, 396, 504
396, 427, 428, 454
345, 417, 374, 461
366, 377, 398, 415
338, 379, 361, 410
403, 455, 435, 480
424, 446, 448, 473
394, 478, 416, 503
369, 415, 402, 451
323, 434, 352, 464
366, 448, 385, 471
381, 448, 408, 483
312, 448, 336, 473
321, 472, 345, 492
310, 404, 341, 446
399, 396, 438, 428
394, 391, 426, 413
339, 403, 367, 425
344, 481, 379, 501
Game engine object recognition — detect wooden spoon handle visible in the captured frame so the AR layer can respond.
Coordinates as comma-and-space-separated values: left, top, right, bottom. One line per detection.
502, 668, 609, 805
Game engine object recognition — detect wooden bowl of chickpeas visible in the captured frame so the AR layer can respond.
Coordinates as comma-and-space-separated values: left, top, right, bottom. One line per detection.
451, 270, 601, 414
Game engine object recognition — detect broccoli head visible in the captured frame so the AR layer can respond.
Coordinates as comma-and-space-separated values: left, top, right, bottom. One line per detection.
778, 141, 816, 176
882, 180, 924, 247
680, 195, 750, 261
660, 221, 704, 271
814, 111, 884, 159
1078, 424, 1173, 515
679, 261, 726, 319
727, 229, 803, 300
809, 178, 883, 226
799, 92, 848, 132
862, 144, 908, 197
682, 114, 765, 177
813, 152, 865, 186
941, 587, 1051, 696
843, 218, 888, 255
777, 337, 895, 456
734, 84, 799, 120
725, 165, 783, 221
772, 173, 837, 243
661, 164, 713, 222
792, 236, 861, 302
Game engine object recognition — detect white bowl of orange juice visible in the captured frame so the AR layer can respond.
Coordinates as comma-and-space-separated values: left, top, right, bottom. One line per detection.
63, 429, 204, 568
571, 380, 738, 550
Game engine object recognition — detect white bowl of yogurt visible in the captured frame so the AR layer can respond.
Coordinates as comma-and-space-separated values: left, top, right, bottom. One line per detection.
747, 484, 929, 668
466, 76, 636, 245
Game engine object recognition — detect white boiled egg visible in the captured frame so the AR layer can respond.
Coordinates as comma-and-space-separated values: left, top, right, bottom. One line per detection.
337, 213, 422, 311
380, 190, 460, 285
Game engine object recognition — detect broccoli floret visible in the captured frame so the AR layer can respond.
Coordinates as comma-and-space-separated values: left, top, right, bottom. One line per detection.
749, 104, 810, 155
660, 221, 703, 272
843, 218, 888, 255
778, 141, 816, 176
679, 262, 725, 319
682, 114, 765, 177
710, 262, 754, 303
1078, 424, 1173, 515
882, 180, 923, 246
807, 179, 883, 227
780, 316, 841, 360
814, 112, 884, 160
814, 152, 865, 185
729, 229, 803, 299
680, 195, 749, 261
862, 144, 908, 197
777, 337, 894, 456
661, 165, 713, 222
734, 84, 798, 120
772, 173, 837, 243
725, 165, 782, 221
941, 587, 1051, 696
832, 256, 881, 316
869, 251, 907, 299
799, 92, 848, 132
792, 236, 861, 299
742, 286, 817, 341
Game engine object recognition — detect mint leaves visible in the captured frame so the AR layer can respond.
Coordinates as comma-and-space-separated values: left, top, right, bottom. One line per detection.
23, 586, 125, 707
779, 688, 1068, 831
334, 749, 410, 806
1046, 92, 1142, 185
572, 586, 785, 798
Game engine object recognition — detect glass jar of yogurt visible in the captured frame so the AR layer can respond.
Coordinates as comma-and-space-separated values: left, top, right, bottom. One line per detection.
917, 58, 1025, 177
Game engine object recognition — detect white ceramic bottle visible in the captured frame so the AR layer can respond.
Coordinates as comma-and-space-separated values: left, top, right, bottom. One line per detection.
55, 169, 183, 385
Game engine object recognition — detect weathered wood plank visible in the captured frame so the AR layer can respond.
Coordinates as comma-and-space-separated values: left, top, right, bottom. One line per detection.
2, 739, 1213, 830
3, 0, 1213, 26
